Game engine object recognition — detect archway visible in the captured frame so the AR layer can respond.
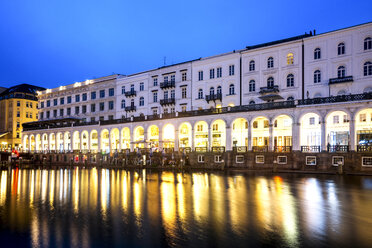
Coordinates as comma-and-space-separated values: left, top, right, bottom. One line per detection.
56, 132, 63, 151
42, 133, 49, 151
73, 131, 80, 151
49, 133, 56, 151
90, 130, 98, 152
110, 128, 120, 151
147, 125, 159, 149
23, 135, 29, 151
35, 134, 42, 151
273, 115, 292, 151
251, 116, 269, 150
64, 132, 71, 151
134, 126, 145, 148
300, 113, 321, 151
231, 118, 248, 148
163, 124, 175, 148
211, 119, 226, 148
194, 121, 208, 150
179, 122, 192, 149
121, 127, 131, 150
326, 111, 350, 150
100, 129, 110, 153
81, 131, 89, 150
355, 108, 372, 150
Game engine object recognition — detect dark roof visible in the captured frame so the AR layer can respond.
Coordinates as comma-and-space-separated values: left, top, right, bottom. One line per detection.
0, 84, 46, 97
245, 34, 313, 50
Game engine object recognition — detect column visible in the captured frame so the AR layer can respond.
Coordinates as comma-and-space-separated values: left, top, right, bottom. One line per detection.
321, 118, 326, 151
247, 120, 252, 151
130, 130, 134, 152
29, 136, 32, 152
208, 126, 212, 151
269, 123, 274, 152
144, 129, 148, 149
98, 132, 101, 153
225, 126, 231, 151
191, 127, 195, 150
158, 130, 163, 150
349, 117, 356, 151
108, 130, 111, 153
174, 129, 179, 152
292, 122, 300, 151
70, 131, 73, 152
119, 130, 123, 152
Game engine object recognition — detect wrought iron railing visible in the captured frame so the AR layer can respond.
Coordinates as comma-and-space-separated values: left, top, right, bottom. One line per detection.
160, 81, 175, 89
329, 76, 353, 84
301, 146, 321, 153
211, 146, 225, 153
252, 146, 269, 152
327, 145, 349, 153
124, 90, 137, 97
195, 147, 208, 153
259, 85, 279, 94
125, 105, 136, 112
160, 98, 176, 105
233, 146, 248, 153
357, 145, 372, 152
205, 93, 222, 102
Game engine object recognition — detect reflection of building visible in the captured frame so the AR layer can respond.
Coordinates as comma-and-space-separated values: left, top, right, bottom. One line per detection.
0, 84, 45, 150
22, 22, 372, 154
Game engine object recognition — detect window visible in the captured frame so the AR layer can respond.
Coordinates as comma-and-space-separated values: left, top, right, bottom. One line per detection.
108, 115, 114, 120
267, 57, 274, 68
198, 71, 203, 81
229, 84, 235, 95
164, 91, 168, 100
249, 80, 255, 92
121, 86, 125, 94
82, 93, 87, 101
164, 76, 168, 82
333, 115, 339, 124
314, 70, 321, 83
139, 82, 144, 91
100, 90, 105, 98
16, 122, 20, 128
306, 156, 316, 165
214, 155, 223, 163
60, 109, 64, 116
153, 77, 158, 86
30, 102, 33, 108
309, 117, 315, 125
91, 91, 96, 100
170, 75, 175, 82
197, 124, 203, 131
153, 92, 158, 102
109, 88, 114, 96
170, 107, 175, 113
264, 120, 269, 128
26, 102, 29, 108
236, 155, 244, 163
249, 60, 255, 71
198, 155, 205, 163
267, 77, 274, 87
314, 48, 321, 60
360, 113, 366, 122
47, 100, 50, 107
364, 37, 372, 50
91, 117, 95, 122
91, 104, 96, 112
163, 108, 168, 114
362, 157, 372, 167
139, 97, 144, 106
253, 121, 258, 128
171, 89, 175, 99
338, 42, 345, 55
121, 100, 126, 109
198, 89, 203, 99
181, 105, 187, 112
40, 112, 44, 119
17, 111, 20, 117
130, 99, 135, 106
99, 102, 104, 111
60, 97, 64, 105
212, 123, 218, 131
16, 132, 20, 139
217, 86, 222, 95
130, 84, 134, 92
287, 74, 294, 87
99, 116, 104, 121
210, 68, 215, 79
41, 102, 44, 108
153, 108, 158, 115
75, 106, 79, 114
182, 87, 187, 99
46, 111, 50, 118
109, 101, 114, 110
337, 66, 346, 78
332, 156, 344, 166
287, 53, 294, 65
277, 156, 287, 164
16, 101, 20, 107
229, 65, 235, 75
182, 72, 187, 81
256, 155, 264, 164
364, 61, 372, 76
210, 87, 215, 96
53, 99, 57, 106
82, 105, 87, 113
217, 67, 222, 78
67, 108, 71, 115
75, 95, 80, 102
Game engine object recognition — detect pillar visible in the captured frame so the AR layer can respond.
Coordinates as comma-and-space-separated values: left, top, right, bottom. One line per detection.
321, 118, 326, 151
174, 129, 179, 152
119, 130, 123, 152
269, 123, 274, 152
191, 127, 195, 150
226, 126, 232, 151
292, 122, 300, 151
144, 129, 148, 149
108, 130, 111, 153
158, 130, 163, 150
208, 126, 212, 151
247, 120, 252, 151
97, 132, 101, 153
130, 130, 134, 152
70, 131, 73, 152
349, 117, 356, 151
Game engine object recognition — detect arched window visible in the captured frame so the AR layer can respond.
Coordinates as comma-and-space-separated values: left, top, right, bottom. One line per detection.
121, 99, 126, 109
267, 77, 274, 88
249, 80, 255, 92
139, 97, 144, 106
287, 53, 294, 65
364, 37, 372, 50
338, 43, 345, 55
364, 61, 372, 76
130, 99, 134, 106
314, 70, 321, 83
249, 60, 255, 71
267, 57, 274, 68
286, 74, 294, 87
337, 66, 346, 78
210, 87, 215, 96
229, 84, 235, 95
314, 48, 321, 60
217, 86, 222, 95
249, 100, 255, 105
287, 96, 294, 101
198, 89, 203, 99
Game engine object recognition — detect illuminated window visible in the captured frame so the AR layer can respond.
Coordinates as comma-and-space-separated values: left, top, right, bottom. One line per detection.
314, 70, 321, 83
197, 125, 203, 131
338, 43, 345, 55
337, 66, 346, 78
333, 115, 339, 124
181, 105, 187, 112
306, 156, 316, 165
256, 155, 264, 164
360, 113, 366, 122
287, 53, 294, 65
264, 120, 269, 128
364, 61, 372, 76
309, 117, 315, 125
314, 48, 321, 60
253, 121, 258, 128
212, 123, 218, 131
365, 37, 372, 50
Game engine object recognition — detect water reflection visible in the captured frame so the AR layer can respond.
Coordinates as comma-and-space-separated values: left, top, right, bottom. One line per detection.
0, 169, 372, 247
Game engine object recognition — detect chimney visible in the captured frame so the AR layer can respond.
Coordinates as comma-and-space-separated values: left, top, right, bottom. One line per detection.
313, 29, 316, 35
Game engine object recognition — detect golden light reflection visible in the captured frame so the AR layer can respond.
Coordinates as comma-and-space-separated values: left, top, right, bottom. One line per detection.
161, 173, 176, 235
73, 168, 79, 213
192, 173, 209, 222
0, 171, 7, 205
49, 170, 55, 207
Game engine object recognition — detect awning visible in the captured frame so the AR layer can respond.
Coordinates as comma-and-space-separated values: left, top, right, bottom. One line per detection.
259, 94, 284, 101
0, 132, 9, 138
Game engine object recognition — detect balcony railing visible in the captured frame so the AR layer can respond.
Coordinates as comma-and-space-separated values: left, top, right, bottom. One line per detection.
274, 146, 292, 152
211, 146, 225, 153
301, 146, 321, 153
357, 145, 372, 152
160, 98, 175, 106
252, 146, 269, 152
160, 81, 175, 89
125, 105, 136, 112
124, 90, 137, 97
329, 76, 353, 85
259, 85, 279, 94
298, 92, 372, 105
195, 147, 208, 153
327, 145, 349, 153
205, 93, 222, 102
233, 146, 248, 153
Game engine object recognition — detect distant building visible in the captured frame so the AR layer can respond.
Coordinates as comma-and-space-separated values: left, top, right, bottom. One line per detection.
0, 84, 45, 150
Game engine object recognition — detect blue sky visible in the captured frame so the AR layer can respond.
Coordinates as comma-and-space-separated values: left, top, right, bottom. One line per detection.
0, 0, 371, 89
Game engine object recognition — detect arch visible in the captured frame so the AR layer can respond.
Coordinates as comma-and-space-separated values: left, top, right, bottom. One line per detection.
56, 132, 63, 151
100, 129, 110, 153
364, 87, 372, 93
49, 133, 56, 151
42, 133, 49, 151
73, 131, 80, 151
251, 116, 270, 148
249, 100, 255, 105
121, 127, 131, 150
110, 128, 120, 151
337, 90, 346, 96
81, 131, 89, 150
194, 121, 209, 148
179, 122, 192, 149
64, 132, 71, 151
287, 52, 294, 65
35, 134, 42, 151
355, 108, 372, 147
231, 118, 248, 147
163, 124, 175, 148
90, 130, 98, 151
134, 126, 145, 148
211, 119, 226, 148
23, 135, 29, 151
300, 113, 321, 147
314, 92, 322, 98
273, 115, 292, 150
147, 125, 159, 149
326, 110, 350, 146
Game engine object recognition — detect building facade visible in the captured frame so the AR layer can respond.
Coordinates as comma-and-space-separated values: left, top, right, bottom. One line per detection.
22, 23, 372, 158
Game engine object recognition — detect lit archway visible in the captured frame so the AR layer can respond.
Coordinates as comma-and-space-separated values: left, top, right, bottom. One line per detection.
49, 133, 56, 151
134, 126, 145, 148
231, 118, 248, 147
179, 122, 192, 148
355, 108, 372, 148
90, 130, 98, 152
121, 127, 131, 149
147, 125, 159, 149
56, 132, 63, 151
326, 111, 350, 146
23, 135, 29, 151
73, 131, 80, 151
251, 116, 269, 148
300, 113, 321, 148
64, 132, 71, 151
42, 133, 49, 151
100, 129, 110, 153
211, 119, 226, 148
110, 128, 120, 151
35, 134, 42, 151
194, 121, 208, 148
273, 115, 292, 151
163, 124, 175, 148
81, 131, 89, 150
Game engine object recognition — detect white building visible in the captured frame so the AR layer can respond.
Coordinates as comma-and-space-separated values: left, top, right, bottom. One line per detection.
23, 22, 372, 154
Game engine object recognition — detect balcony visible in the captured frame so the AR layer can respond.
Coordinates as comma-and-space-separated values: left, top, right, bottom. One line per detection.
124, 90, 137, 97
298, 92, 372, 105
205, 93, 222, 103
160, 81, 175, 89
160, 98, 175, 106
125, 105, 136, 112
259, 85, 279, 94
329, 76, 353, 85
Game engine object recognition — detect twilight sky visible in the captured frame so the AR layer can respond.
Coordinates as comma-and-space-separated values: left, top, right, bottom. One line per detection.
0, 0, 371, 89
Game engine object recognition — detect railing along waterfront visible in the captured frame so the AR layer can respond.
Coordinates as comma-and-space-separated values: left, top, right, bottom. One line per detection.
195, 147, 208, 153
252, 146, 269, 152
179, 147, 192, 153
357, 145, 372, 152
274, 146, 292, 152
301, 146, 321, 153
327, 145, 349, 153
233, 146, 248, 153
211, 146, 225, 153
23, 93, 371, 131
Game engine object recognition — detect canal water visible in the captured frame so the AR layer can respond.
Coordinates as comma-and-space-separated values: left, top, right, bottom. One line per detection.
0, 168, 372, 248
